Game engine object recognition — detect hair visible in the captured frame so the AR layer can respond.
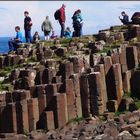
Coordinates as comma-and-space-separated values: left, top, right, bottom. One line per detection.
35, 31, 38, 34
121, 11, 125, 14
15, 26, 20, 30
24, 11, 29, 14
66, 27, 70, 31
77, 9, 81, 13
62, 4, 66, 8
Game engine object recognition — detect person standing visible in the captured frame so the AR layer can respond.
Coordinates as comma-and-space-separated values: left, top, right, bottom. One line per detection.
8, 26, 23, 52
24, 11, 32, 43
72, 9, 83, 37
119, 11, 129, 25
41, 16, 53, 40
58, 4, 66, 38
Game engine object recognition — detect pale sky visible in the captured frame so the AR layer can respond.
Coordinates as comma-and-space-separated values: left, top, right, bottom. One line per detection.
0, 1, 140, 37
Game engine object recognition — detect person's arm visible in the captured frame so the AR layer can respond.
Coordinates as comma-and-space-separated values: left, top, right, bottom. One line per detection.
28, 17, 32, 26
41, 22, 44, 31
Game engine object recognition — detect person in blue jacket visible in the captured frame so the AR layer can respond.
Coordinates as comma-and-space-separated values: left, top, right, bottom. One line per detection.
8, 26, 23, 52
64, 27, 72, 38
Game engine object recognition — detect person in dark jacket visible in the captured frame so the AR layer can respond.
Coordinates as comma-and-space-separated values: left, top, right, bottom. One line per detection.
24, 11, 32, 43
119, 11, 129, 25
33, 31, 40, 43
72, 9, 83, 37
58, 4, 66, 38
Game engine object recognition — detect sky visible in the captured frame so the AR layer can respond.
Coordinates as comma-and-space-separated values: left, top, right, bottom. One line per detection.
0, 1, 140, 37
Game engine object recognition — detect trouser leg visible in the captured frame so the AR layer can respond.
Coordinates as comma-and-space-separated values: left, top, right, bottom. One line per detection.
8, 40, 14, 51
60, 22, 65, 37
25, 29, 32, 43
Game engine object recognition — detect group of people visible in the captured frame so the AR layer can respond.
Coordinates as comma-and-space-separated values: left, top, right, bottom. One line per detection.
8, 4, 83, 52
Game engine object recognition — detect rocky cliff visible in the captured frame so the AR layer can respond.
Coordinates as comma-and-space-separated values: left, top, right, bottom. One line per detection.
1, 24, 140, 139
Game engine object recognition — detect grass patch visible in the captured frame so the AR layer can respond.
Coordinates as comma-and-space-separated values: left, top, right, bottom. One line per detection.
0, 64, 24, 77
0, 81, 9, 91
67, 117, 85, 124
135, 100, 140, 109
123, 92, 131, 99
99, 115, 106, 121
60, 38, 72, 44
27, 56, 38, 63
114, 111, 124, 116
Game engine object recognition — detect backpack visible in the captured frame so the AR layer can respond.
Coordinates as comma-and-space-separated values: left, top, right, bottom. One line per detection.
54, 10, 60, 20
131, 12, 140, 24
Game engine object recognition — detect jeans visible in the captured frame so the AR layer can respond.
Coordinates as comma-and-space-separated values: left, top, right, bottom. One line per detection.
8, 40, 21, 51
25, 29, 32, 43
59, 22, 65, 38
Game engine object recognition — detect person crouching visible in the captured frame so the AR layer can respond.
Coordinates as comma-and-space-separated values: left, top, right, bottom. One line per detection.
8, 26, 23, 52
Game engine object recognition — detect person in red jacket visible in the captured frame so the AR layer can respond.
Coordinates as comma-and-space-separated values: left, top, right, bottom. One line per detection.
59, 4, 66, 37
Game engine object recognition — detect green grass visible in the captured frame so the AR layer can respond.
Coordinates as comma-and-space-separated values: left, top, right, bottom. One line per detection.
0, 81, 9, 91
60, 38, 72, 44
27, 56, 38, 63
135, 100, 140, 109
123, 92, 131, 99
99, 115, 106, 121
0, 64, 24, 76
67, 117, 85, 124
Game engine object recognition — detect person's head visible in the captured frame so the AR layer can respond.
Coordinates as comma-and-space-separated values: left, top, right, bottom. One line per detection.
24, 11, 29, 17
62, 4, 66, 9
35, 31, 38, 35
52, 31, 55, 34
121, 11, 126, 16
15, 26, 20, 32
66, 27, 70, 31
77, 9, 81, 13
46, 16, 49, 19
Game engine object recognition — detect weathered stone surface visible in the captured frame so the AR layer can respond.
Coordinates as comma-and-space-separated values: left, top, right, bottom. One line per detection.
38, 95, 47, 115
94, 64, 108, 112
54, 47, 67, 57
113, 63, 123, 104
15, 100, 29, 133
88, 72, 101, 116
59, 61, 74, 81
0, 103, 17, 133
80, 74, 90, 118
122, 70, 131, 93
99, 30, 110, 41
55, 93, 68, 128
45, 111, 55, 130
12, 90, 30, 102
0, 56, 5, 69
107, 100, 118, 112
126, 46, 138, 70
27, 98, 39, 131
131, 70, 140, 98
